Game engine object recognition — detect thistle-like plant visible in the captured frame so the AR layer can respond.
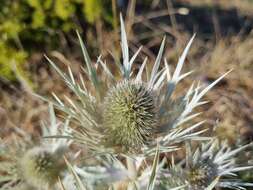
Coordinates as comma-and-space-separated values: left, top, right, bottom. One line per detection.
0, 104, 71, 190
43, 15, 230, 157
37, 15, 253, 190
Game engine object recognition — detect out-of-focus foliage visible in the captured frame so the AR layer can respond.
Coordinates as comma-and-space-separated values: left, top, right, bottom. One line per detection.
0, 0, 112, 81
83, 0, 103, 23
0, 41, 27, 80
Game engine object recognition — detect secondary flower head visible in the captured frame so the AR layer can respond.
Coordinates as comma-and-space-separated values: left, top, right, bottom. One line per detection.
186, 159, 218, 189
0, 104, 71, 189
21, 147, 64, 187
160, 140, 253, 190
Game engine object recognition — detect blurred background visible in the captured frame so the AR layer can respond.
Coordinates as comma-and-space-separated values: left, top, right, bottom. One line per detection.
0, 0, 252, 184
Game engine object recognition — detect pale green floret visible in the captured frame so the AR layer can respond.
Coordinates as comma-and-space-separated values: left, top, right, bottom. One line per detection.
20, 147, 64, 188
103, 80, 157, 153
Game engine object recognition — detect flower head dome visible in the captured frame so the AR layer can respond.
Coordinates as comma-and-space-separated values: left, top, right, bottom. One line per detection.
103, 80, 157, 152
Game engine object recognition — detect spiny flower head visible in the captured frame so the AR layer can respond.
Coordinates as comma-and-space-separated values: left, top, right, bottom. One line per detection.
103, 80, 157, 152
20, 147, 65, 188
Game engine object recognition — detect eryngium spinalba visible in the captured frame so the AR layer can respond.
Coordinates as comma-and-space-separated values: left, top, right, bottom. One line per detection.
37, 15, 253, 190
43, 15, 231, 156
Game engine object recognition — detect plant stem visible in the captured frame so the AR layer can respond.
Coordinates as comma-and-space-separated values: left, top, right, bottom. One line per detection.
126, 157, 137, 180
